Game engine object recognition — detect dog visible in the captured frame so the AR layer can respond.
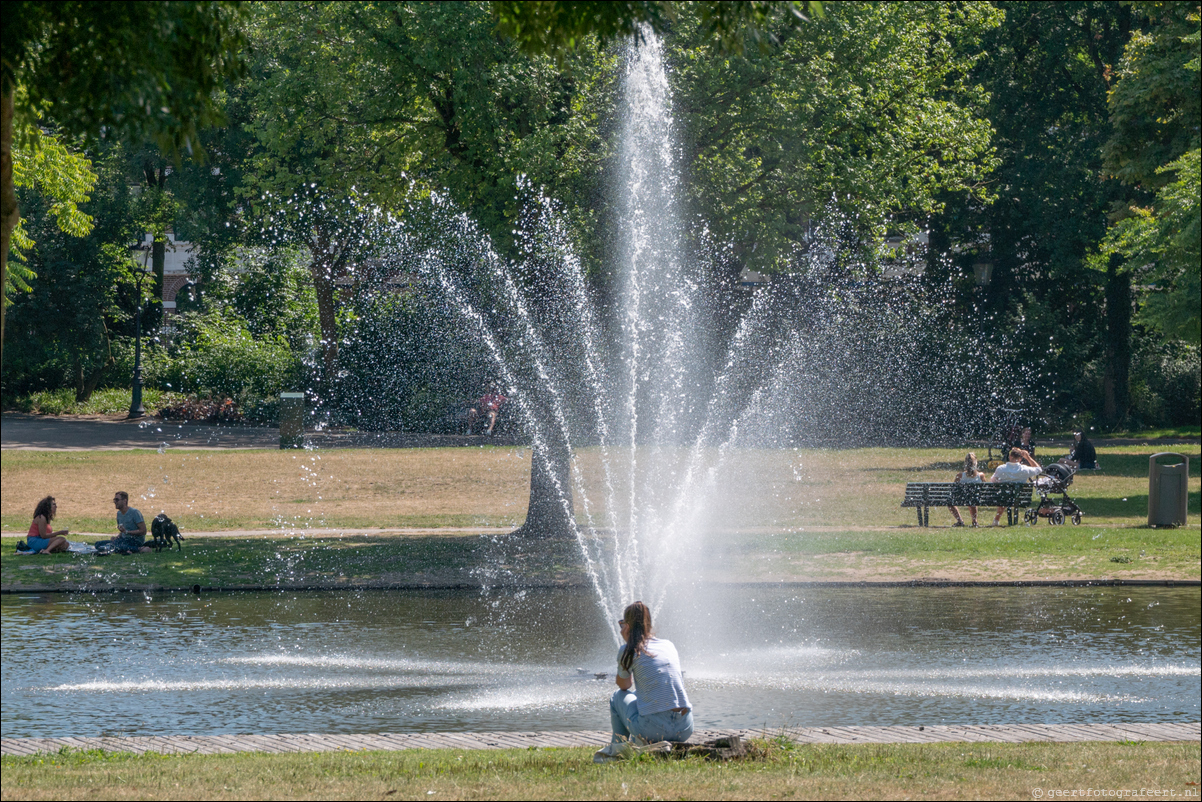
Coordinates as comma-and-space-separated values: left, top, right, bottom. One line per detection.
150, 513, 185, 552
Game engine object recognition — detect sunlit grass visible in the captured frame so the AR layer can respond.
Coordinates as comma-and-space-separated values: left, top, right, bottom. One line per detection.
1, 444, 1197, 533
2, 443, 1197, 589
1, 741, 1197, 801
4, 387, 187, 416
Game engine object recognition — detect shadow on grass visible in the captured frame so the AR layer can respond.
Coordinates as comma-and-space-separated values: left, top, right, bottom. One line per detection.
0, 534, 591, 592
1077, 492, 1201, 517
1084, 453, 1201, 477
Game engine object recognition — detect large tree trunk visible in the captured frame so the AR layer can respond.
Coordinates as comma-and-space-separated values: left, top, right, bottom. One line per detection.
73, 323, 115, 402
309, 255, 340, 382
74, 354, 113, 402
1, 88, 17, 370
1102, 258, 1131, 426
514, 435, 574, 538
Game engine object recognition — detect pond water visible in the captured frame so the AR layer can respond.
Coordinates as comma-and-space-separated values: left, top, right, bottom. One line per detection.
2, 585, 1198, 738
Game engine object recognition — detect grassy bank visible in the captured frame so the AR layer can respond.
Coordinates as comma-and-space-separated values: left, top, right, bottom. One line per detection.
3, 741, 1198, 801
2, 521, 1197, 592
2, 445, 1198, 534
2, 443, 1198, 590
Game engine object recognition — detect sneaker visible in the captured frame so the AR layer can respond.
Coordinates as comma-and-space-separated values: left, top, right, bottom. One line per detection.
592, 740, 671, 764
971, 521, 978, 527
952, 520, 965, 527
593, 742, 633, 763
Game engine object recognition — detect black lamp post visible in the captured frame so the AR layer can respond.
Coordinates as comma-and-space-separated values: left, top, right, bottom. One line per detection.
127, 244, 153, 419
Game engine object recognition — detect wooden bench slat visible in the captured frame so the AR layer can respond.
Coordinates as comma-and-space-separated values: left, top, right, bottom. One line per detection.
901, 482, 1033, 527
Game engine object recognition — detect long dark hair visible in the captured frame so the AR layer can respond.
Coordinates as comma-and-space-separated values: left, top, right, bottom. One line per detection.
619, 601, 653, 673
33, 496, 55, 523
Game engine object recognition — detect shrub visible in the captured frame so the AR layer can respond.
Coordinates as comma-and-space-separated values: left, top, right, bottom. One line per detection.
146, 311, 306, 420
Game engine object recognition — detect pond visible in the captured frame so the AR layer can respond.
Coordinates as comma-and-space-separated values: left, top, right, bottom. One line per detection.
2, 585, 1198, 738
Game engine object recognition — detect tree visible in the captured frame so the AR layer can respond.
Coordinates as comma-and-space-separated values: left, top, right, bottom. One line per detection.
1, 0, 247, 363
240, 1, 614, 378
490, 1, 825, 56
7, 126, 97, 301
929, 1, 1140, 427
4, 146, 141, 401
668, 1, 1001, 271
1102, 1, 1201, 345
1104, 148, 1200, 343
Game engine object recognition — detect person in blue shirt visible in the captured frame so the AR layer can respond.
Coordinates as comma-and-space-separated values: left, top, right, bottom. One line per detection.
609, 601, 694, 745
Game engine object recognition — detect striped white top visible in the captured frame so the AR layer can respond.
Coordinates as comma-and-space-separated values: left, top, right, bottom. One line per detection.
616, 637, 691, 715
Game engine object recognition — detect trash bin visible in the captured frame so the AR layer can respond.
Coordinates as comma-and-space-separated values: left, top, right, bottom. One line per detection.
279, 392, 305, 449
1148, 452, 1189, 527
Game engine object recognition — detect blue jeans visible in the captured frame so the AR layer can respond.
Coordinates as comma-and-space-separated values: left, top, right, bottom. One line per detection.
610, 689, 694, 744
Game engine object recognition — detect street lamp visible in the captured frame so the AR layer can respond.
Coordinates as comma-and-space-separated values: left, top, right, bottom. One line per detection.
128, 243, 154, 419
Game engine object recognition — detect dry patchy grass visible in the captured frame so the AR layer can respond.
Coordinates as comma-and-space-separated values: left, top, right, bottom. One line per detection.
0, 448, 532, 533
1, 444, 1197, 535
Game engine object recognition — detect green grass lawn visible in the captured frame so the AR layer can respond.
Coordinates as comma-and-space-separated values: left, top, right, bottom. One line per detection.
2, 741, 1197, 801
3, 520, 1197, 592
3, 444, 1198, 534
2, 443, 1197, 590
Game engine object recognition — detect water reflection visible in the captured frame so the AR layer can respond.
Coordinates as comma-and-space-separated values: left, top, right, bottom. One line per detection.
2, 586, 1197, 737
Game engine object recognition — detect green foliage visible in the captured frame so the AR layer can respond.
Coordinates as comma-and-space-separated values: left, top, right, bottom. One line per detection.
238, 1, 619, 375
1098, 2, 1201, 347
1102, 1, 1201, 189
491, 1, 824, 57
671, 1, 1001, 269
3, 1, 248, 155
7, 386, 185, 416
930, 1, 1140, 426
146, 310, 303, 407
190, 245, 319, 351
1128, 339, 1201, 426
6, 126, 97, 302
1104, 149, 1201, 343
1, 146, 141, 401
337, 286, 492, 432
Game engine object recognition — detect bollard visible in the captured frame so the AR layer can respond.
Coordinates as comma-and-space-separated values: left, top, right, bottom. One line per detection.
1147, 452, 1189, 527
279, 392, 305, 449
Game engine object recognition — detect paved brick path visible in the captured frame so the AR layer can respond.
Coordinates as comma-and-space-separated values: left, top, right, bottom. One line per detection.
3, 723, 1197, 757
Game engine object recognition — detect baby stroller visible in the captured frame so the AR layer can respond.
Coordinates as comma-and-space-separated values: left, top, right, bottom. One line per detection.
1024, 463, 1083, 525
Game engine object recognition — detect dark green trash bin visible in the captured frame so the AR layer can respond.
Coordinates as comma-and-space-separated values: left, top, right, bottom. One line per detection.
280, 392, 305, 449
1147, 452, 1189, 527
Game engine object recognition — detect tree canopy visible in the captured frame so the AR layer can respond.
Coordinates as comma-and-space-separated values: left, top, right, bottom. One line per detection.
2, 0, 247, 364
4, 0, 1198, 434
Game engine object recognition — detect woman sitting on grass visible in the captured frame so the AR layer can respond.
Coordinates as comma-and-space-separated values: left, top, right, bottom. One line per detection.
949, 452, 985, 527
26, 496, 69, 554
609, 601, 693, 745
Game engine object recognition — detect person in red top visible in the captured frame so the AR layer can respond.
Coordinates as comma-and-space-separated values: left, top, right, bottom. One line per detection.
26, 496, 69, 553
467, 384, 507, 436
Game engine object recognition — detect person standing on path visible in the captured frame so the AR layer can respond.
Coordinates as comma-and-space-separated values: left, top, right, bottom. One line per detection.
609, 601, 694, 745
96, 491, 147, 553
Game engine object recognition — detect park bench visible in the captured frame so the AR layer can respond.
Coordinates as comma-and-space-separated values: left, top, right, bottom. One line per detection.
901, 482, 1033, 527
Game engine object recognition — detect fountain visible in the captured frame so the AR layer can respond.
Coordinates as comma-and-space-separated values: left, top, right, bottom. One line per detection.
3, 32, 1196, 743
412, 30, 1024, 643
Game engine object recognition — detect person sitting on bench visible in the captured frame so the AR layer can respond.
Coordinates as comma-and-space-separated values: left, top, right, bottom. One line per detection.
949, 452, 985, 527
989, 448, 1042, 526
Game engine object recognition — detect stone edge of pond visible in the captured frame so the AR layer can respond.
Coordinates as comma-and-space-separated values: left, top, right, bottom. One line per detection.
3, 578, 1200, 594
3, 723, 1200, 757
